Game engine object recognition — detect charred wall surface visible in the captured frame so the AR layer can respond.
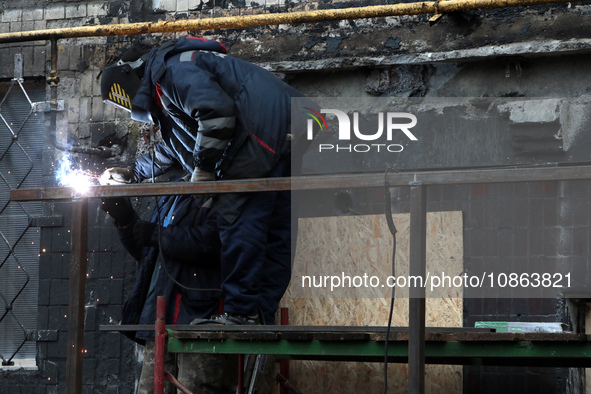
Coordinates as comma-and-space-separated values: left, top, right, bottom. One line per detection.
1, 0, 591, 393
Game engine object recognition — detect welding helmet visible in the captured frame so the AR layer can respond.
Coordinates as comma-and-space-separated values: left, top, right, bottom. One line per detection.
101, 51, 149, 112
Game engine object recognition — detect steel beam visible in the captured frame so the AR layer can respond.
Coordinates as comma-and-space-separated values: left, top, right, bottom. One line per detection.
99, 324, 493, 335
65, 199, 88, 394
101, 324, 591, 366
164, 335, 591, 367
10, 163, 591, 202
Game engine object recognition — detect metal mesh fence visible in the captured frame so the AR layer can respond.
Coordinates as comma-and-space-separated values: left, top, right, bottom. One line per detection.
0, 76, 43, 366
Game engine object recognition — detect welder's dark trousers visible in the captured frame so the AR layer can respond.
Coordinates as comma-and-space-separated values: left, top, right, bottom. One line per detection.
217, 157, 293, 325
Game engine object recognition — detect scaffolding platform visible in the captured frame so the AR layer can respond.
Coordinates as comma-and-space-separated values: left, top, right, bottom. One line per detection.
100, 324, 591, 368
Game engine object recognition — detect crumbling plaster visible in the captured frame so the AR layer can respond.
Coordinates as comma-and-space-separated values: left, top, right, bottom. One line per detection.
36, 1, 591, 77
217, 2, 591, 70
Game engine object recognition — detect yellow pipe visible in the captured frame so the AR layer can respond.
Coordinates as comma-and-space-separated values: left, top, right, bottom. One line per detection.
0, 0, 580, 43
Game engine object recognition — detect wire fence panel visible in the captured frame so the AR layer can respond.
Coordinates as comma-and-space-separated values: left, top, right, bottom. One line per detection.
0, 78, 44, 366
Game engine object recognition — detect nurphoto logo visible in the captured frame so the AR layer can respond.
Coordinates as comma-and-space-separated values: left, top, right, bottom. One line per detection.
305, 108, 418, 153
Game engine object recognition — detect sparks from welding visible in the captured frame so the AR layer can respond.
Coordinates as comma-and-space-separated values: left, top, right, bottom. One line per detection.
56, 156, 99, 194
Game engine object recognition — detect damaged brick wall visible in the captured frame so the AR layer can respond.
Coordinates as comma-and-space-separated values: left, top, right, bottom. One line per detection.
1, 0, 591, 393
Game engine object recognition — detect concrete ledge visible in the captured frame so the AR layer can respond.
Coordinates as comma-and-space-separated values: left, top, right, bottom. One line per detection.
260, 38, 591, 72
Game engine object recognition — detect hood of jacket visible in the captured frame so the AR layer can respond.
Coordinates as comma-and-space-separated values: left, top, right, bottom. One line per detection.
131, 37, 227, 124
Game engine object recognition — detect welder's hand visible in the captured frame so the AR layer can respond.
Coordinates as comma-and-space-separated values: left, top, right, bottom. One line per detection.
99, 167, 136, 185
133, 220, 159, 247
101, 197, 134, 227
190, 168, 215, 182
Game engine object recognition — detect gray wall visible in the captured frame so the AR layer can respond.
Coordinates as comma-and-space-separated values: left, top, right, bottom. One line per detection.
1, 0, 591, 393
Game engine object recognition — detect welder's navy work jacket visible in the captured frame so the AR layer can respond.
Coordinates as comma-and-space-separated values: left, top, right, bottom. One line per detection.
117, 191, 222, 344
130, 36, 311, 222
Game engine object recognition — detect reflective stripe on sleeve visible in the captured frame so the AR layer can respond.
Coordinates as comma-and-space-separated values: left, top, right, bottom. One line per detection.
198, 116, 236, 132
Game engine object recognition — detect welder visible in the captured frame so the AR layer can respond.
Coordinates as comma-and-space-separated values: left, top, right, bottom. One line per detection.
99, 36, 314, 325
101, 147, 234, 393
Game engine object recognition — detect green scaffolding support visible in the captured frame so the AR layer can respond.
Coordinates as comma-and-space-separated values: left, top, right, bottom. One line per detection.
159, 326, 591, 368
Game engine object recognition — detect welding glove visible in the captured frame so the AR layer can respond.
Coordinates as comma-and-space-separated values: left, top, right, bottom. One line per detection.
133, 220, 159, 247
190, 167, 215, 182
101, 197, 134, 228
99, 167, 137, 185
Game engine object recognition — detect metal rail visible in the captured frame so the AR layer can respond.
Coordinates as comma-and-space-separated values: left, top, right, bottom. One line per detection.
99, 324, 494, 334
0, 0, 580, 43
10, 163, 591, 201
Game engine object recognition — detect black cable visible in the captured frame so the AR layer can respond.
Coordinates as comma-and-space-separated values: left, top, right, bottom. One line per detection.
383, 167, 398, 394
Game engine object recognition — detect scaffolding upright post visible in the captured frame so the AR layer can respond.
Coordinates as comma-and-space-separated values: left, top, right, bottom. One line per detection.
155, 296, 166, 394
65, 198, 88, 394
408, 185, 426, 394
280, 307, 290, 394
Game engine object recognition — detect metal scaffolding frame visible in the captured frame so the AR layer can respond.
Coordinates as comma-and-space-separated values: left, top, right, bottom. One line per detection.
11, 163, 591, 393
2, 0, 589, 392
101, 323, 591, 367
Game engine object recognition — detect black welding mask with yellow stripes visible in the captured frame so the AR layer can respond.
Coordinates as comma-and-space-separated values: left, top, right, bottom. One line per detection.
101, 56, 146, 112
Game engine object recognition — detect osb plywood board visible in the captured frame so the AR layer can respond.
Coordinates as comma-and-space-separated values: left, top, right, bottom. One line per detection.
279, 211, 463, 394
